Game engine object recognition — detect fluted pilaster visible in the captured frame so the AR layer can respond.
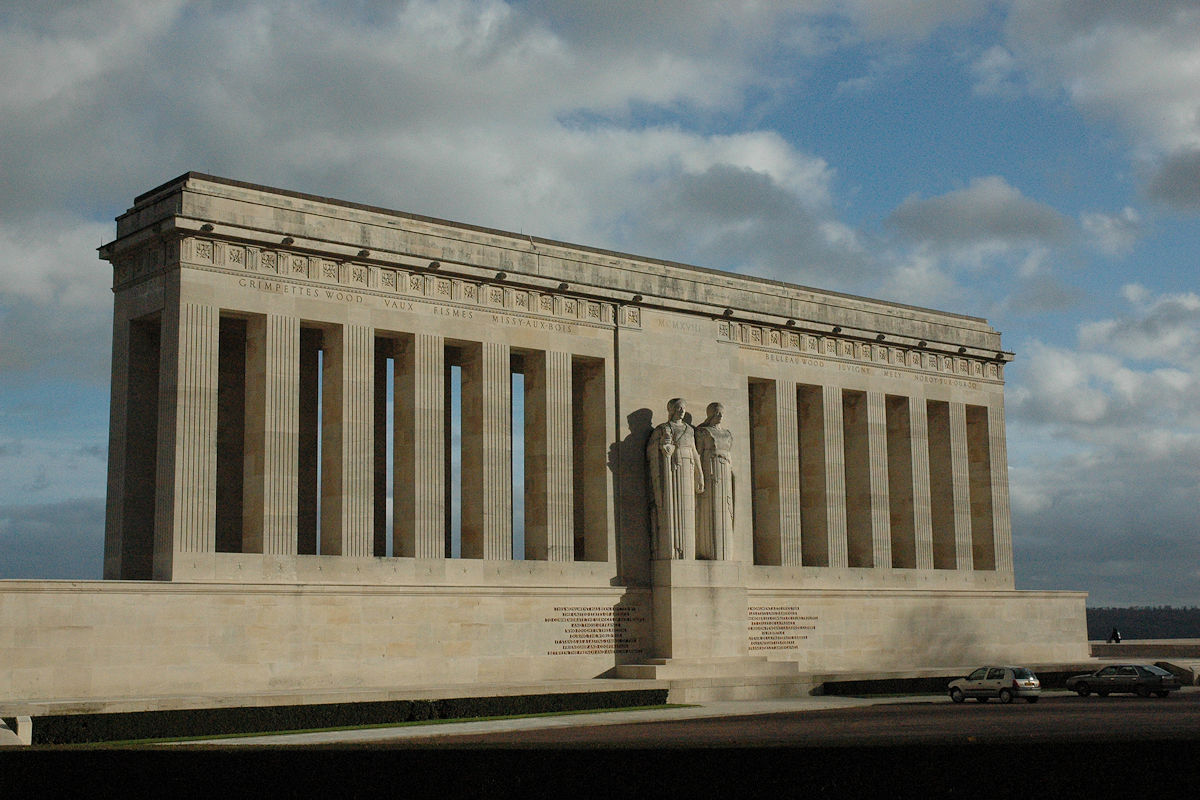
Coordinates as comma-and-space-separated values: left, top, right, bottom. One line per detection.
776, 380, 802, 565
823, 384, 848, 569
866, 391, 891, 568
524, 350, 574, 561
154, 302, 219, 578
244, 314, 299, 555
989, 403, 1014, 576
909, 397, 935, 570
321, 323, 374, 557
461, 341, 512, 559
949, 401, 973, 571
396, 333, 445, 558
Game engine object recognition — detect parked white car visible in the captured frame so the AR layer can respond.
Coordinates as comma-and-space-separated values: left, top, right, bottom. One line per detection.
949, 666, 1042, 704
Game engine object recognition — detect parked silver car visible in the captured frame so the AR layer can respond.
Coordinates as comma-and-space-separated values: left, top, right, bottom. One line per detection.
949, 666, 1042, 704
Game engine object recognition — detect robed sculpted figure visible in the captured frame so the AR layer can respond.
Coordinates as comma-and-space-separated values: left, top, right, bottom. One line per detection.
646, 398, 704, 559
695, 402, 734, 560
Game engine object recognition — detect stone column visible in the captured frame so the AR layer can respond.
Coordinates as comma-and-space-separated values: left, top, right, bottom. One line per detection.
949, 402, 973, 571
320, 323, 374, 557
524, 350, 574, 561
243, 314, 300, 555
909, 397, 935, 570
154, 301, 220, 579
823, 384, 848, 569
989, 402, 1015, 576
395, 334, 445, 558
775, 381, 803, 566
461, 340, 512, 559
866, 391, 892, 568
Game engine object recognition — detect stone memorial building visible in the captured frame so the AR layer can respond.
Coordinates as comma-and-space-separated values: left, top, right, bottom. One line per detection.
0, 173, 1087, 705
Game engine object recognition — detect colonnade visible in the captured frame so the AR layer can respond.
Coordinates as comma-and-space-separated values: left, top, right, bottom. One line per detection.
108, 305, 608, 580
748, 378, 1012, 572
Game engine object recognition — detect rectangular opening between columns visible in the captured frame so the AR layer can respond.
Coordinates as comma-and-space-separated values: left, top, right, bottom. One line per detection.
748, 378, 781, 566
797, 383, 829, 567
966, 404, 996, 570
927, 399, 956, 569
885, 394, 917, 569
215, 315, 246, 553
118, 315, 160, 580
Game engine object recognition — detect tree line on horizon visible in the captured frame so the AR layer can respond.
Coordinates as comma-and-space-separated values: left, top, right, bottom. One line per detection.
1086, 606, 1200, 640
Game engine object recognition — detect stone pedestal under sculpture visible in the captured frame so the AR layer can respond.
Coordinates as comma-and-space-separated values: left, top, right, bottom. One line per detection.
651, 560, 748, 660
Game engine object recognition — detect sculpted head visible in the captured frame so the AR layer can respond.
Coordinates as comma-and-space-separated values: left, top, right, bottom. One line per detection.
667, 398, 686, 421
705, 402, 724, 425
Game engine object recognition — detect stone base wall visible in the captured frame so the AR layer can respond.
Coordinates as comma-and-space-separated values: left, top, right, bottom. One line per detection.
0, 580, 651, 703
746, 588, 1089, 671
0, 579, 1087, 704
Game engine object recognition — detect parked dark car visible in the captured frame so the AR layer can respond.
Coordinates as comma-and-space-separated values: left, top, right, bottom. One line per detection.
1065, 664, 1181, 697
948, 666, 1041, 704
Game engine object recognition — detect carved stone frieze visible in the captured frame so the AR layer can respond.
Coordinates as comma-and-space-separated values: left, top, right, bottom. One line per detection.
720, 319, 1004, 383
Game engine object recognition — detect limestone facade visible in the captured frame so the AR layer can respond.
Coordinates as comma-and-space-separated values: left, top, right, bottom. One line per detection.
99, 174, 1018, 585
0, 173, 1089, 704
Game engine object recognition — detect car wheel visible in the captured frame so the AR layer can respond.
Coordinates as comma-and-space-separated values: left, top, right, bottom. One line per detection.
1025, 697, 1039, 704
998, 689, 1014, 704
950, 688, 965, 703
1155, 691, 1170, 698
1075, 683, 1091, 697
1136, 685, 1152, 698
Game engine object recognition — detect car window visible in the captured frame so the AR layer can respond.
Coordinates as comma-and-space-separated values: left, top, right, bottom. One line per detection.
1118, 667, 1138, 676
1012, 668, 1034, 679
1098, 667, 1118, 676
1140, 665, 1172, 676
987, 668, 1005, 680
968, 668, 987, 680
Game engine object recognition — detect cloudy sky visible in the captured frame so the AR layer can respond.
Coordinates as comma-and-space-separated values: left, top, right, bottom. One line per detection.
1, 1, 1197, 606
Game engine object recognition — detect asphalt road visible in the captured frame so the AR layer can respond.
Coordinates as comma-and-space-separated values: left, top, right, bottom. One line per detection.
395, 689, 1200, 748
9, 692, 1200, 796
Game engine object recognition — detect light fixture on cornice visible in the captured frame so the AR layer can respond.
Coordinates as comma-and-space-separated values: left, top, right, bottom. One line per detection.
427, 261, 440, 270
995, 352, 1005, 361
918, 340, 927, 348
832, 326, 842, 334
785, 319, 795, 327
200, 223, 214, 232
560, 282, 571, 291
357, 249, 370, 258
958, 346, 967, 354
632, 293, 643, 302
281, 236, 294, 245
495, 271, 507, 281
723, 308, 734, 317
875, 333, 886, 341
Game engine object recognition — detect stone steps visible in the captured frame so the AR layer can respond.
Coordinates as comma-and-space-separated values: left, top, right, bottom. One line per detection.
613, 657, 812, 701
614, 657, 800, 681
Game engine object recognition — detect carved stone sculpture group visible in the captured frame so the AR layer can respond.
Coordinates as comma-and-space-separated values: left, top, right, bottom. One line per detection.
647, 398, 734, 560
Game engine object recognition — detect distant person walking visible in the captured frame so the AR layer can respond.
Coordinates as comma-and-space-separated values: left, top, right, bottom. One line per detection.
1106, 627, 1122, 643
